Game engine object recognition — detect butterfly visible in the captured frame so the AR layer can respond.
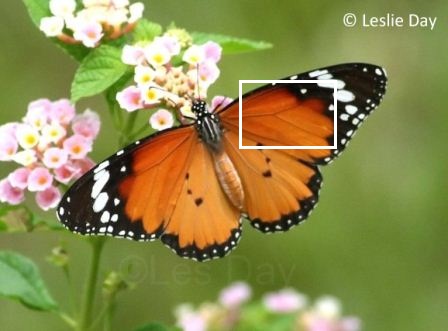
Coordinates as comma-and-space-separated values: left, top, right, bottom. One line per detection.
57, 63, 387, 261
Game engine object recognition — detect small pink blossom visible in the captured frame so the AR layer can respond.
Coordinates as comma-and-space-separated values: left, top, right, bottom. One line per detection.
211, 96, 233, 111
263, 289, 308, 313
153, 36, 181, 56
116, 86, 144, 112
340, 317, 361, 331
25, 100, 51, 128
219, 282, 251, 308
73, 20, 104, 48
43, 147, 69, 169
203, 41, 222, 63
0, 132, 18, 161
121, 45, 146, 65
149, 109, 174, 131
35, 186, 61, 211
7, 168, 31, 189
72, 158, 95, 178
63, 134, 92, 159
0, 179, 25, 205
71, 109, 101, 140
28, 167, 53, 192
198, 61, 220, 86
54, 163, 80, 184
176, 306, 207, 331
49, 99, 76, 125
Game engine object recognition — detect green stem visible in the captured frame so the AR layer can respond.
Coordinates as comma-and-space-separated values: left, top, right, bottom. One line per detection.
119, 112, 138, 147
77, 237, 106, 331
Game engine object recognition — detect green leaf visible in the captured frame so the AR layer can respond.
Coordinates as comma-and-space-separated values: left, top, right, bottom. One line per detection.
71, 45, 128, 102
22, 0, 49, 27
0, 251, 58, 311
132, 19, 163, 43
22, 0, 90, 61
134, 322, 178, 331
191, 32, 272, 54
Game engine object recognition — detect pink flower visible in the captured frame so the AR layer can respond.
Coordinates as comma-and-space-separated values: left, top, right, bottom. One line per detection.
28, 167, 53, 192
0, 178, 25, 205
121, 45, 146, 65
149, 109, 174, 131
7, 168, 31, 189
116, 85, 143, 112
263, 289, 308, 313
35, 186, 61, 211
71, 109, 101, 140
54, 163, 80, 184
49, 99, 76, 125
198, 61, 220, 86
73, 20, 104, 48
72, 158, 95, 179
340, 317, 361, 331
203, 41, 222, 63
42, 147, 69, 169
0, 131, 18, 161
153, 36, 181, 56
25, 100, 50, 129
176, 308, 207, 331
219, 282, 251, 308
63, 134, 92, 159
211, 96, 233, 111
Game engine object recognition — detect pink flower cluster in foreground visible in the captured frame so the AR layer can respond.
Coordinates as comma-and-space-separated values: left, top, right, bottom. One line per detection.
116, 31, 223, 130
175, 282, 361, 331
40, 0, 144, 48
0, 99, 100, 210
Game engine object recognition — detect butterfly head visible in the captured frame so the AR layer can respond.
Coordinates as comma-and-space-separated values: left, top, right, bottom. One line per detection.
191, 100, 208, 119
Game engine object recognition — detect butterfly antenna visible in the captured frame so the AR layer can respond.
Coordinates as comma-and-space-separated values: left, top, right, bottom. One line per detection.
196, 63, 201, 100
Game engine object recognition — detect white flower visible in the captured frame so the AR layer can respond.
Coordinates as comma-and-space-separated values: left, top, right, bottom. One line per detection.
41, 123, 67, 144
134, 66, 156, 87
141, 84, 165, 105
16, 125, 40, 149
40, 17, 65, 37
183, 45, 205, 65
107, 8, 129, 26
49, 0, 77, 18
145, 44, 171, 67
12, 150, 37, 167
314, 296, 341, 319
128, 2, 144, 23
112, 0, 130, 8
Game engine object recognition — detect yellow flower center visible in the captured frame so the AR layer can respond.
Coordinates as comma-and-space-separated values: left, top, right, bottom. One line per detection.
25, 135, 37, 145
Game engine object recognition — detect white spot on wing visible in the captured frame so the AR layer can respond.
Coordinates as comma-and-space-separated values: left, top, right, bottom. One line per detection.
336, 90, 355, 102
345, 105, 358, 114
309, 69, 328, 78
91, 170, 110, 199
93, 192, 109, 213
100, 211, 110, 223
94, 160, 109, 174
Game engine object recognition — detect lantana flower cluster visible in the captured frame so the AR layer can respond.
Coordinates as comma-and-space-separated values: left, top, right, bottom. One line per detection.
0, 99, 100, 211
175, 282, 361, 331
116, 31, 223, 130
40, 0, 145, 48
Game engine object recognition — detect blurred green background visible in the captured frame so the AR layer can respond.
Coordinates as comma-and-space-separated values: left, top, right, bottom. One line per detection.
1, 0, 447, 330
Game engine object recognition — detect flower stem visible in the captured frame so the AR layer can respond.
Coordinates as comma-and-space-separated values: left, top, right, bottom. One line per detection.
77, 237, 106, 331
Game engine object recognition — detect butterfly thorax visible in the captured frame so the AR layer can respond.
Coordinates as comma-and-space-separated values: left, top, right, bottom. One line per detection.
191, 100, 245, 210
192, 100, 223, 153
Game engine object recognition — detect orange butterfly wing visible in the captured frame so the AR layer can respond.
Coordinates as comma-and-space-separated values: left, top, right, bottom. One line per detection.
58, 126, 240, 261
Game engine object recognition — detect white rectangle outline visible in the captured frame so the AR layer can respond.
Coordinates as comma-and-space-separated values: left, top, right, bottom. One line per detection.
238, 79, 338, 150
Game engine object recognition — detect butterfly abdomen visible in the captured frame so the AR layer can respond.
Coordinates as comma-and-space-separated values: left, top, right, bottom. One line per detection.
212, 151, 244, 211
